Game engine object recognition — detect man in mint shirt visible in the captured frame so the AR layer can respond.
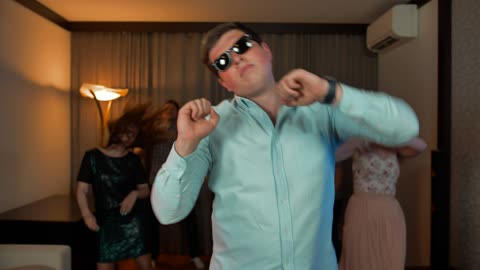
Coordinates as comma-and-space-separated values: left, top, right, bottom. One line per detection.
151, 22, 419, 270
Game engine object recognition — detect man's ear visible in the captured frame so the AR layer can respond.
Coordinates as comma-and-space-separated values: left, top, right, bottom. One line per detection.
261, 42, 273, 61
218, 78, 234, 92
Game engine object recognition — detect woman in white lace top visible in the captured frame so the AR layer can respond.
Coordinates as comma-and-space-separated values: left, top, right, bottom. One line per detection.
336, 137, 427, 270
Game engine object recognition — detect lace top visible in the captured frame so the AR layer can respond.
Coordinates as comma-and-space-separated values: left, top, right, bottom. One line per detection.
352, 146, 399, 195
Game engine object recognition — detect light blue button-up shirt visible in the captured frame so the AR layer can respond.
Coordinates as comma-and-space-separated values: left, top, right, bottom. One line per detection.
151, 84, 419, 270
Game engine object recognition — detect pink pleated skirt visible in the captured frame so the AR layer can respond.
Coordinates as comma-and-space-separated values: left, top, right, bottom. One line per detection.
339, 192, 406, 270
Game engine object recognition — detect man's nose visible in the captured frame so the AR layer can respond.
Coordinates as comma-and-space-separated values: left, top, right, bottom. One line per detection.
231, 53, 245, 66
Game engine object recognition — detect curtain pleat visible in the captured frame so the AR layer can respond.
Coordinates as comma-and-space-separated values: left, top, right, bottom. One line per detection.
70, 30, 377, 255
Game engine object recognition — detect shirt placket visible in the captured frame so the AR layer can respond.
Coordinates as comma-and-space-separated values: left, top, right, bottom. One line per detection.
271, 128, 295, 270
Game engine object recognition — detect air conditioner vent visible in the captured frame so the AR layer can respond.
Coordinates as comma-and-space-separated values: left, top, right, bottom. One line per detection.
371, 36, 399, 51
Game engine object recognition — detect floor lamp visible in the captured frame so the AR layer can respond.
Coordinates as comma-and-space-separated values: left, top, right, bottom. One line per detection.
79, 83, 129, 146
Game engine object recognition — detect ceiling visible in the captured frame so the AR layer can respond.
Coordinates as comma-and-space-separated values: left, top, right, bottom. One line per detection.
36, 0, 411, 24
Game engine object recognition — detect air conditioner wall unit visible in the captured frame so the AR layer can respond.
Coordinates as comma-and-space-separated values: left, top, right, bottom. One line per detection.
366, 4, 418, 53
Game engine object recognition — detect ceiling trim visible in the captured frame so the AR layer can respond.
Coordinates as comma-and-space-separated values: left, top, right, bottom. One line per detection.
15, 0, 367, 34
15, 0, 68, 29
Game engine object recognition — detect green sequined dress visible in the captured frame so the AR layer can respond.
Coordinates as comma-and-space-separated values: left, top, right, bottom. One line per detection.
77, 149, 151, 262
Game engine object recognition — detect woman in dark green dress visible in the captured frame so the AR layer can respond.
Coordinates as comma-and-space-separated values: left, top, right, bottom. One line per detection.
76, 110, 154, 270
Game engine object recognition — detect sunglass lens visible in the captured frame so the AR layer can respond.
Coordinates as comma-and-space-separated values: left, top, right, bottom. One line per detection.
232, 37, 253, 54
214, 53, 231, 71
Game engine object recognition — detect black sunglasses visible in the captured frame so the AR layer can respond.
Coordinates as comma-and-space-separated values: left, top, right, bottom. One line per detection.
211, 34, 255, 72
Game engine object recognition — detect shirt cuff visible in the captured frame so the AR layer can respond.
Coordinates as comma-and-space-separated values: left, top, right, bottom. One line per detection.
162, 142, 188, 180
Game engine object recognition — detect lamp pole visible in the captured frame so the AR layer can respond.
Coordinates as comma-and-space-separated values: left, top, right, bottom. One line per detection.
88, 89, 112, 147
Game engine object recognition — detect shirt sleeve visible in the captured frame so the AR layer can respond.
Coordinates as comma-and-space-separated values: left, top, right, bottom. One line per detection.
150, 137, 211, 224
77, 152, 93, 184
330, 83, 419, 145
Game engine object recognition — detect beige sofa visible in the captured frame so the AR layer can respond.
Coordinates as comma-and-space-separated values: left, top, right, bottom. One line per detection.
0, 244, 71, 270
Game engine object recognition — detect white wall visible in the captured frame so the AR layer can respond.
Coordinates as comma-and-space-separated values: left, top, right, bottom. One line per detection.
0, 1, 71, 213
377, 0, 438, 266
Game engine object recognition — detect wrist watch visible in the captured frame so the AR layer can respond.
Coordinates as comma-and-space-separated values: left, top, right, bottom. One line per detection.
322, 78, 337, 104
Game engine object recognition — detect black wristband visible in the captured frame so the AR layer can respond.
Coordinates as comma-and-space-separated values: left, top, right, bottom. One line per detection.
322, 78, 337, 104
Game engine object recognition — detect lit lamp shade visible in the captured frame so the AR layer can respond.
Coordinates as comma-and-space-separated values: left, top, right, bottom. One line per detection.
80, 83, 128, 101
